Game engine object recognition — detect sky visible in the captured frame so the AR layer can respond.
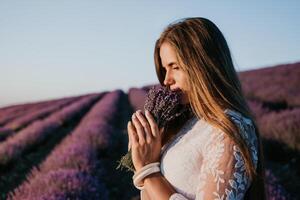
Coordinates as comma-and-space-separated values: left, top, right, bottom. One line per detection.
0, 0, 299, 108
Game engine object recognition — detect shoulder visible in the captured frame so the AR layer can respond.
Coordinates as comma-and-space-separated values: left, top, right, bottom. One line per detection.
223, 109, 257, 146
200, 109, 258, 168
224, 108, 255, 134
223, 108, 259, 169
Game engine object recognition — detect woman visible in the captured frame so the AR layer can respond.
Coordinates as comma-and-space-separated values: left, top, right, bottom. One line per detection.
128, 17, 266, 200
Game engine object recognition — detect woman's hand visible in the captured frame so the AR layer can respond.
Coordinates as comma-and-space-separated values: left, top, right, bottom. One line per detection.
127, 109, 164, 172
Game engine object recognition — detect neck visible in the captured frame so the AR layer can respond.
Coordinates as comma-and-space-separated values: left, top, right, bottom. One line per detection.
162, 114, 194, 146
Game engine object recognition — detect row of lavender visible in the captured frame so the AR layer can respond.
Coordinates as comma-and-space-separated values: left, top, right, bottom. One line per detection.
248, 100, 300, 152
4, 96, 80, 131
0, 94, 89, 141
0, 93, 103, 167
8, 90, 124, 200
0, 98, 60, 122
0, 95, 82, 142
239, 62, 300, 107
0, 95, 85, 126
0, 96, 75, 112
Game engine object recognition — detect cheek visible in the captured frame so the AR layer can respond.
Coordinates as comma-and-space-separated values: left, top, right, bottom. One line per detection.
178, 74, 189, 90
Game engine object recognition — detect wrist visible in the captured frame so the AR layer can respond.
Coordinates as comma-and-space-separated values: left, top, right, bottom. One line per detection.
132, 162, 160, 190
144, 171, 162, 185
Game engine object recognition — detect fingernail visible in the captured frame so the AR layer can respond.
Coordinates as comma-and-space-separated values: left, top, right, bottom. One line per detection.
132, 114, 136, 119
145, 110, 149, 115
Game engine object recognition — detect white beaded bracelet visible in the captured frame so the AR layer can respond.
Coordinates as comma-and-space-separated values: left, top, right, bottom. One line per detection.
132, 162, 161, 190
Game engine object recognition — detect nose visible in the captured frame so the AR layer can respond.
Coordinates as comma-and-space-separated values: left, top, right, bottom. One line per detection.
163, 71, 174, 87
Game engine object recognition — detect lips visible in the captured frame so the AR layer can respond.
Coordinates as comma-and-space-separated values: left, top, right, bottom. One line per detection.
171, 88, 181, 92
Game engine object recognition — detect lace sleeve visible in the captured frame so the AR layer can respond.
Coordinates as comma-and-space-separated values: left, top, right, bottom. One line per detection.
169, 113, 258, 200
196, 131, 252, 200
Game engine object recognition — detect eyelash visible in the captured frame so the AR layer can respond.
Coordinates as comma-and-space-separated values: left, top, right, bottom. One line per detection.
163, 66, 179, 72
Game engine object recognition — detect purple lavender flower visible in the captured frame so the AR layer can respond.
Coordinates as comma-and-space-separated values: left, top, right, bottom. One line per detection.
9, 169, 108, 200
265, 169, 292, 200
0, 127, 14, 141
144, 85, 193, 128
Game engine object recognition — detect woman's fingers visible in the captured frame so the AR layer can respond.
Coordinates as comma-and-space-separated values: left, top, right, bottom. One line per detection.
127, 122, 131, 151
144, 109, 159, 137
135, 110, 153, 143
128, 121, 138, 148
132, 113, 146, 145
127, 120, 137, 150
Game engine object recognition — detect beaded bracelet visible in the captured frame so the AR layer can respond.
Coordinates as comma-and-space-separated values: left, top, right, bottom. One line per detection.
132, 162, 161, 190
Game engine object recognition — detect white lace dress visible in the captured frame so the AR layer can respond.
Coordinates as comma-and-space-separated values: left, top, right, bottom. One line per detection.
140, 108, 258, 200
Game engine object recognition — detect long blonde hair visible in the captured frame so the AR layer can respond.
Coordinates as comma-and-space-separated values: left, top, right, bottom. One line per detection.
154, 17, 266, 199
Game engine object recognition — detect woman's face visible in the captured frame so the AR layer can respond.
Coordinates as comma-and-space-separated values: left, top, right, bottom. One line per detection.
160, 42, 190, 104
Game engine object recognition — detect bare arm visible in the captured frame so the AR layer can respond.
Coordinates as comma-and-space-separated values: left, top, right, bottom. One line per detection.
143, 172, 177, 200
140, 189, 151, 200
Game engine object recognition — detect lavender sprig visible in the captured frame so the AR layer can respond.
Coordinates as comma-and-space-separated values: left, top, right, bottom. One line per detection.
144, 85, 191, 128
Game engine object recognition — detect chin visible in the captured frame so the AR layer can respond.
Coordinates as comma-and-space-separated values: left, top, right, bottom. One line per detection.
180, 96, 189, 105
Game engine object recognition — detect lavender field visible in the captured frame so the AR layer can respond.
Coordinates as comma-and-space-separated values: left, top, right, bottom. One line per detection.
0, 62, 299, 200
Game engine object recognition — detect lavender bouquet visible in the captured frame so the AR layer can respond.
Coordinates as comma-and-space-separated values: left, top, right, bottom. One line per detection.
116, 85, 193, 172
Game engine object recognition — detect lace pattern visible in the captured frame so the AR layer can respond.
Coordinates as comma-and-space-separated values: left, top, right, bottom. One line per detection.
196, 109, 258, 200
